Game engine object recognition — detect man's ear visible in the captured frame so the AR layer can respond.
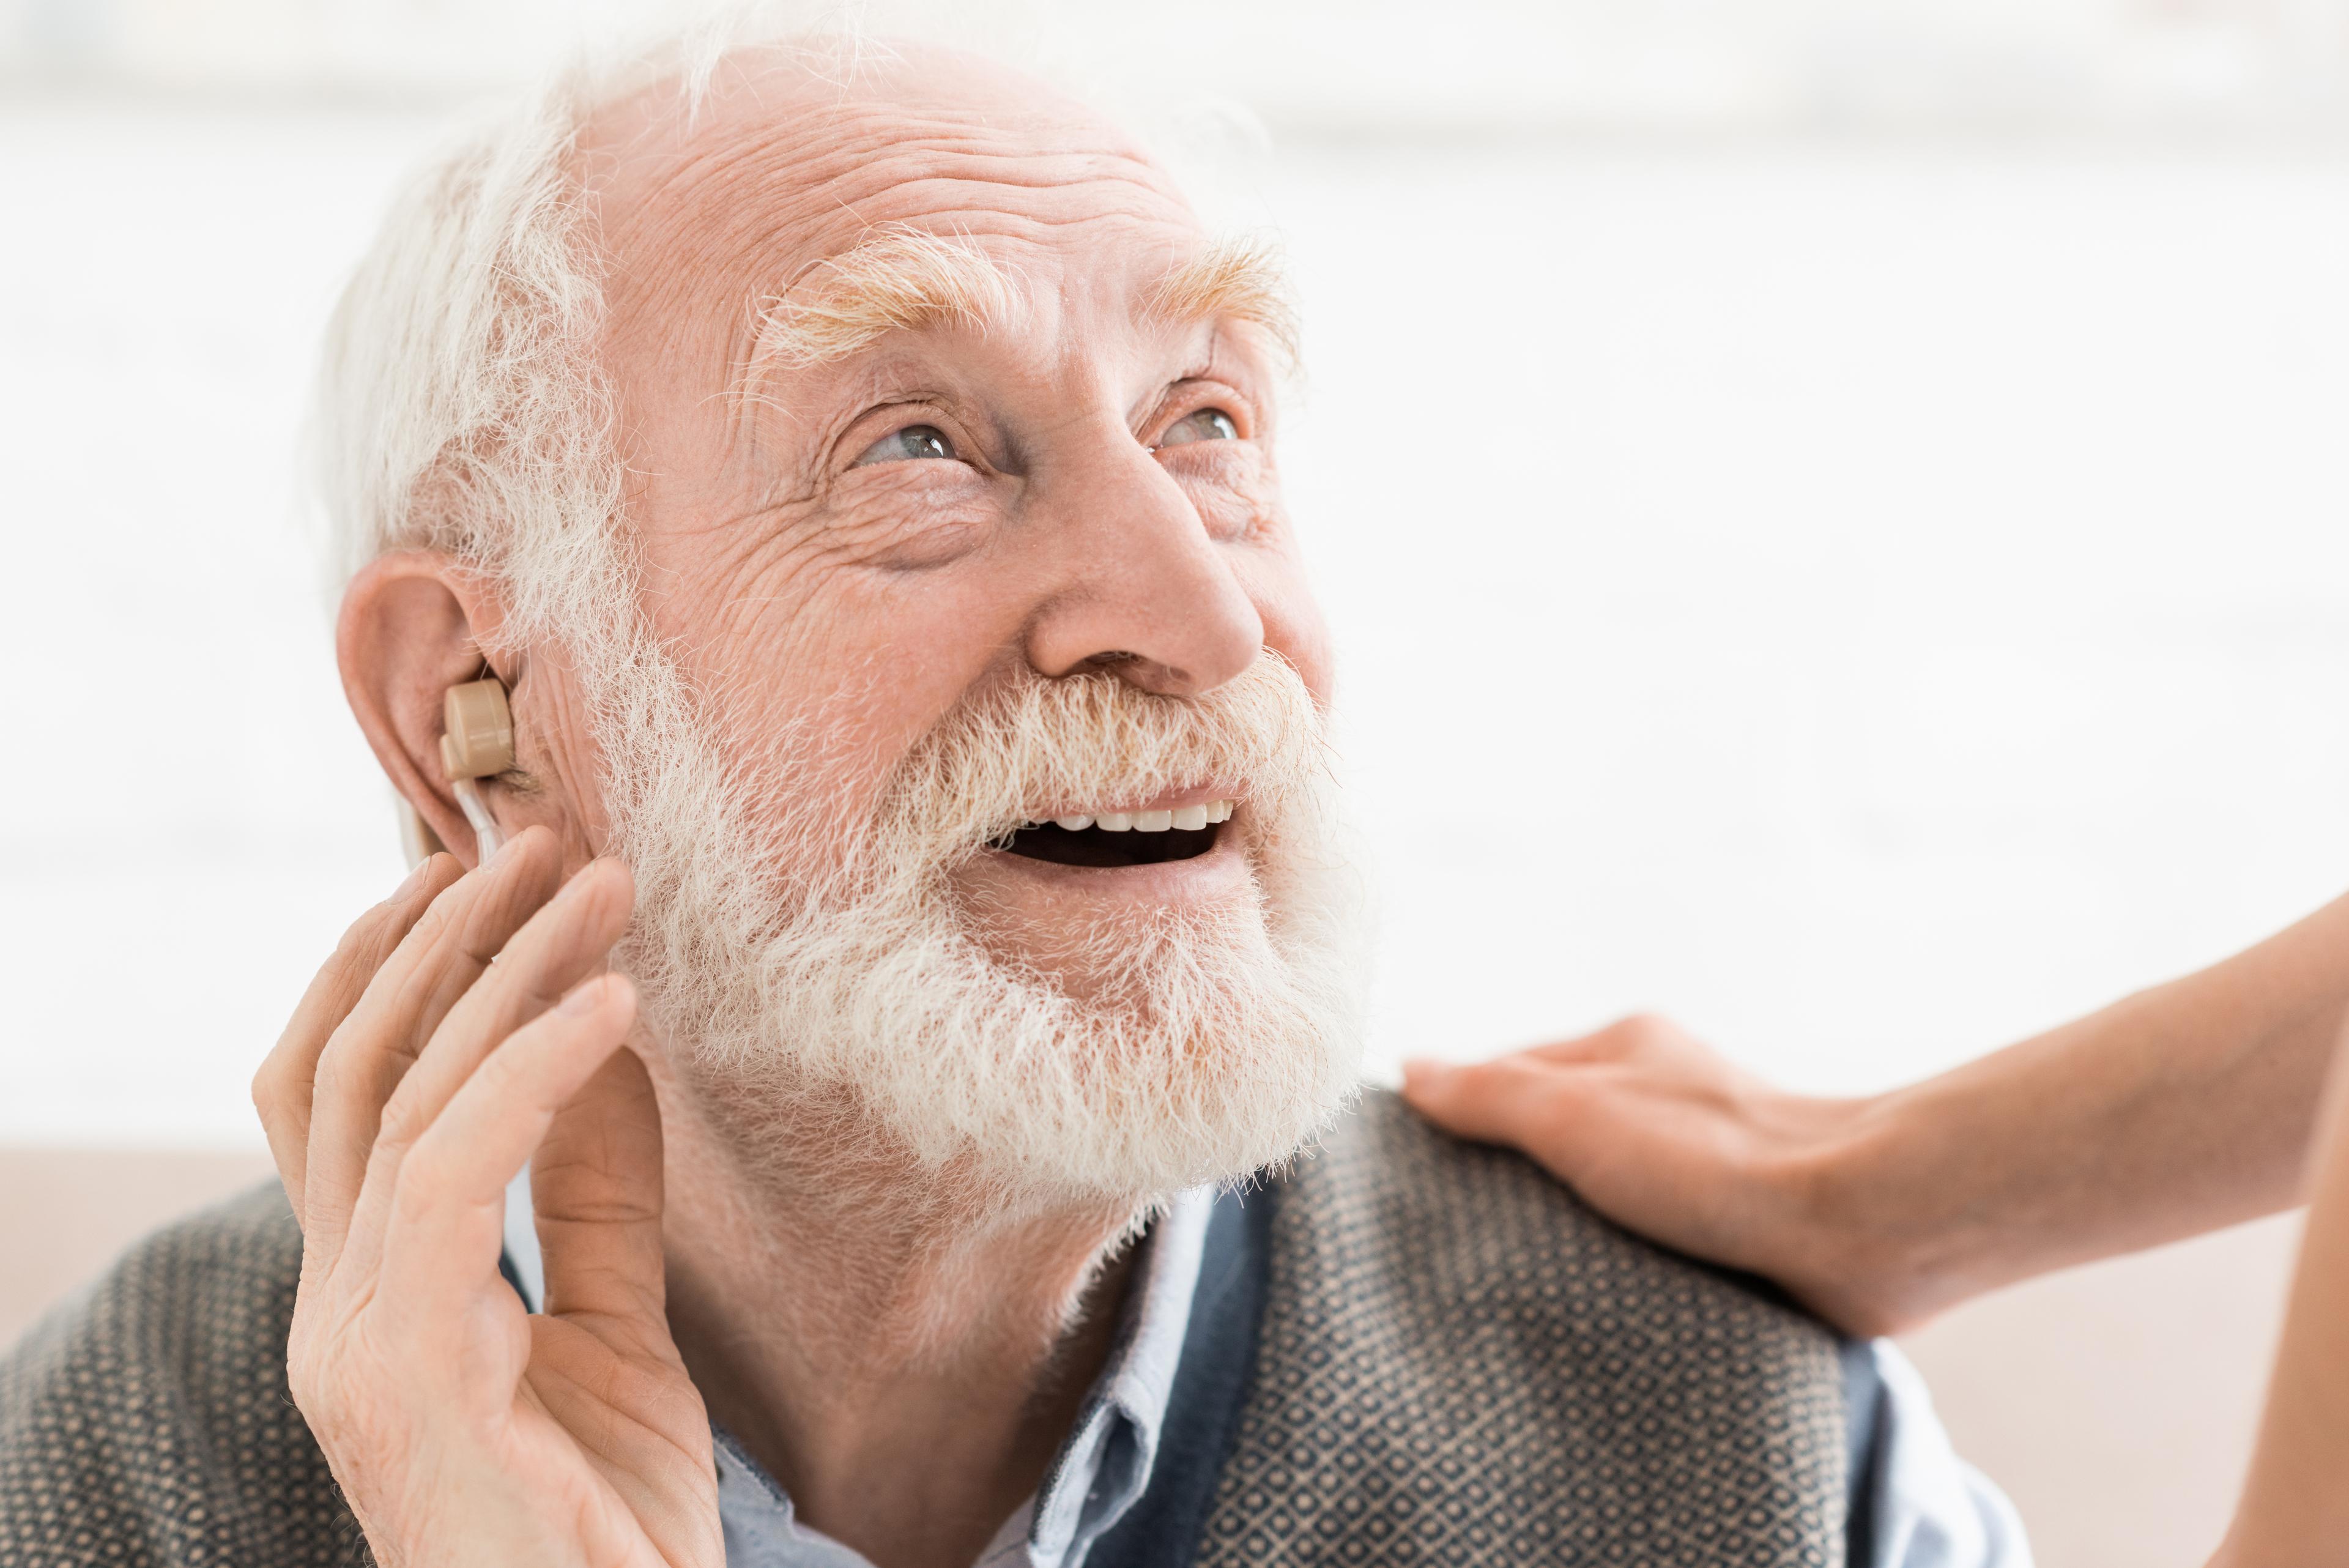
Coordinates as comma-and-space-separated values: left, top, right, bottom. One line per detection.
338, 552, 516, 868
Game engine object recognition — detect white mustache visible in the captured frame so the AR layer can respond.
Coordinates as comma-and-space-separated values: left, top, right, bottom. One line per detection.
877, 654, 1326, 868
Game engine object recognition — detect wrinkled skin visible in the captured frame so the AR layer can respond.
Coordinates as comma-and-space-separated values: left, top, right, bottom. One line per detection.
269, 46, 1331, 1568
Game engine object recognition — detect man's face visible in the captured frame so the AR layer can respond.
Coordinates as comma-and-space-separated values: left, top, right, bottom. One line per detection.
581, 49, 1332, 976
541, 48, 1360, 1200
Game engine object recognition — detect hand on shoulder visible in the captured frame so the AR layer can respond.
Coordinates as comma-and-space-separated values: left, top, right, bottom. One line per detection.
1401, 1014, 1926, 1337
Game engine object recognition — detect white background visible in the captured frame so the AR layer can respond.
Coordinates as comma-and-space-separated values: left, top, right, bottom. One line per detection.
7, 0, 2349, 1147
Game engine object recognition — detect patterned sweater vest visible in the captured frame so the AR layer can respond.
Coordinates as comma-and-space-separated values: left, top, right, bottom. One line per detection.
0, 1093, 1851, 1566
1186, 1092, 1852, 1566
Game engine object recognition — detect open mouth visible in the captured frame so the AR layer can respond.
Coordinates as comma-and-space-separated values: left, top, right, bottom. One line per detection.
998, 800, 1236, 868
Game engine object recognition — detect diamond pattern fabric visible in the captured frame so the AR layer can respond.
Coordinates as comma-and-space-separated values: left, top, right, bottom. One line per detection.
1192, 1093, 1849, 1566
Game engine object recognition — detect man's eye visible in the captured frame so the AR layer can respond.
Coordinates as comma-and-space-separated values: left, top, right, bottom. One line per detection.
1156, 408, 1239, 448
852, 425, 957, 466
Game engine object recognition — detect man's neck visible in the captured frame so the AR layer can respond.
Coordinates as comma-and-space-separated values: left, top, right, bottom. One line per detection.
653, 1073, 1151, 1568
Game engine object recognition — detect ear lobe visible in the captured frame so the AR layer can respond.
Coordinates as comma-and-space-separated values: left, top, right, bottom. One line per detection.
336, 553, 508, 865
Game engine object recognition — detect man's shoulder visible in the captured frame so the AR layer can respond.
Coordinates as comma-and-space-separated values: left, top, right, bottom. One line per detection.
0, 1180, 360, 1568
1282, 1086, 1842, 1350
1, 1180, 308, 1405
1197, 1088, 1856, 1565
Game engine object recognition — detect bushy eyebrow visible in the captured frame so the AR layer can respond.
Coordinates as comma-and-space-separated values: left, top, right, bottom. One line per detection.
742, 224, 1026, 390
1138, 234, 1301, 374
735, 226, 1302, 403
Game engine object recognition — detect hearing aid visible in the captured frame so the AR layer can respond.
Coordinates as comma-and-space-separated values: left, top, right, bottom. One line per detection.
439, 677, 515, 862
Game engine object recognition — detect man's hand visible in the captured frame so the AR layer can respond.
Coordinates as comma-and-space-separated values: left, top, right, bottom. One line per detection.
1401, 1016, 1912, 1336
251, 828, 720, 1568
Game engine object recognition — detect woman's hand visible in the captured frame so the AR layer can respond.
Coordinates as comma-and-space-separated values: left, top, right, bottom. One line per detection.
1401, 1015, 1921, 1336
1404, 910, 2349, 1342
251, 828, 720, 1568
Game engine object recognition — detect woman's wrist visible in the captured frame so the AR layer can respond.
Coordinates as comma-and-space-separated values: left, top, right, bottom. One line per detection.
1765, 1083, 1986, 1337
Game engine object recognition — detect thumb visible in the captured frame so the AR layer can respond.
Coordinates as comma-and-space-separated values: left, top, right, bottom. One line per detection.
532, 1029, 670, 1333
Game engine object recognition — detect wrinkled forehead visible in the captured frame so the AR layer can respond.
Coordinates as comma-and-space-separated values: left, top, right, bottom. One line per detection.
579, 45, 1210, 383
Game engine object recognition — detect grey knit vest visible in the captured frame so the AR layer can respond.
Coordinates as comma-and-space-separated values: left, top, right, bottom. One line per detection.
0, 1092, 1851, 1566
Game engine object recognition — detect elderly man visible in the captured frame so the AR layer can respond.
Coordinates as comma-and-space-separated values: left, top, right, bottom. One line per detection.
0, 20, 2022, 1568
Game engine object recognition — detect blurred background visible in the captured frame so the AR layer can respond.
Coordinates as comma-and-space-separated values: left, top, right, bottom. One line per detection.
6, 1, 2349, 1562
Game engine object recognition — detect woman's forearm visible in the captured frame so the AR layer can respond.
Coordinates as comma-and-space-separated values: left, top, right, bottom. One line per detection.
2208, 1008, 2349, 1565
1822, 890, 2349, 1323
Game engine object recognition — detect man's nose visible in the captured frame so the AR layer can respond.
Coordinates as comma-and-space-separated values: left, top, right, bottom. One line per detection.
1022, 440, 1266, 699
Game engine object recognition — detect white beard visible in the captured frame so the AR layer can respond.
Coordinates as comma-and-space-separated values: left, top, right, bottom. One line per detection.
589, 639, 1370, 1210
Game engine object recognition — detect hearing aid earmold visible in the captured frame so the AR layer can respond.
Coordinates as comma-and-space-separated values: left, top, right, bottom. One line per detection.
439, 678, 514, 862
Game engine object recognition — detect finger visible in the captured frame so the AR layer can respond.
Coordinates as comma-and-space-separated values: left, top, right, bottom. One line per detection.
1525, 1033, 1635, 1067
339, 857, 634, 1276
1401, 1055, 1590, 1173
1522, 1014, 1674, 1068
533, 1043, 668, 1335
254, 854, 459, 1213
380, 856, 635, 1151
376, 973, 639, 1330
301, 828, 565, 1258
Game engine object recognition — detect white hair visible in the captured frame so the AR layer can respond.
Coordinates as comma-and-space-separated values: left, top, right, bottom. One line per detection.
313, 7, 809, 648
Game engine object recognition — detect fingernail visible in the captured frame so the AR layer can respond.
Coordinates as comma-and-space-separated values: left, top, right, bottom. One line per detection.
392, 859, 431, 899
558, 976, 607, 1017
1401, 1059, 1447, 1088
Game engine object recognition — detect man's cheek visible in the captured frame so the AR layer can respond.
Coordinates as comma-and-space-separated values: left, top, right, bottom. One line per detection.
1178, 471, 1278, 546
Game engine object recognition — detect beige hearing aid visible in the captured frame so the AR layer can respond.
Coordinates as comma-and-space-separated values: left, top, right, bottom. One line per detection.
438, 678, 514, 861
399, 678, 514, 866
440, 678, 514, 781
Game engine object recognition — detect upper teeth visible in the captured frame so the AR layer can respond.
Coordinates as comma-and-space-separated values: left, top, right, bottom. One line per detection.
1044, 799, 1235, 833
